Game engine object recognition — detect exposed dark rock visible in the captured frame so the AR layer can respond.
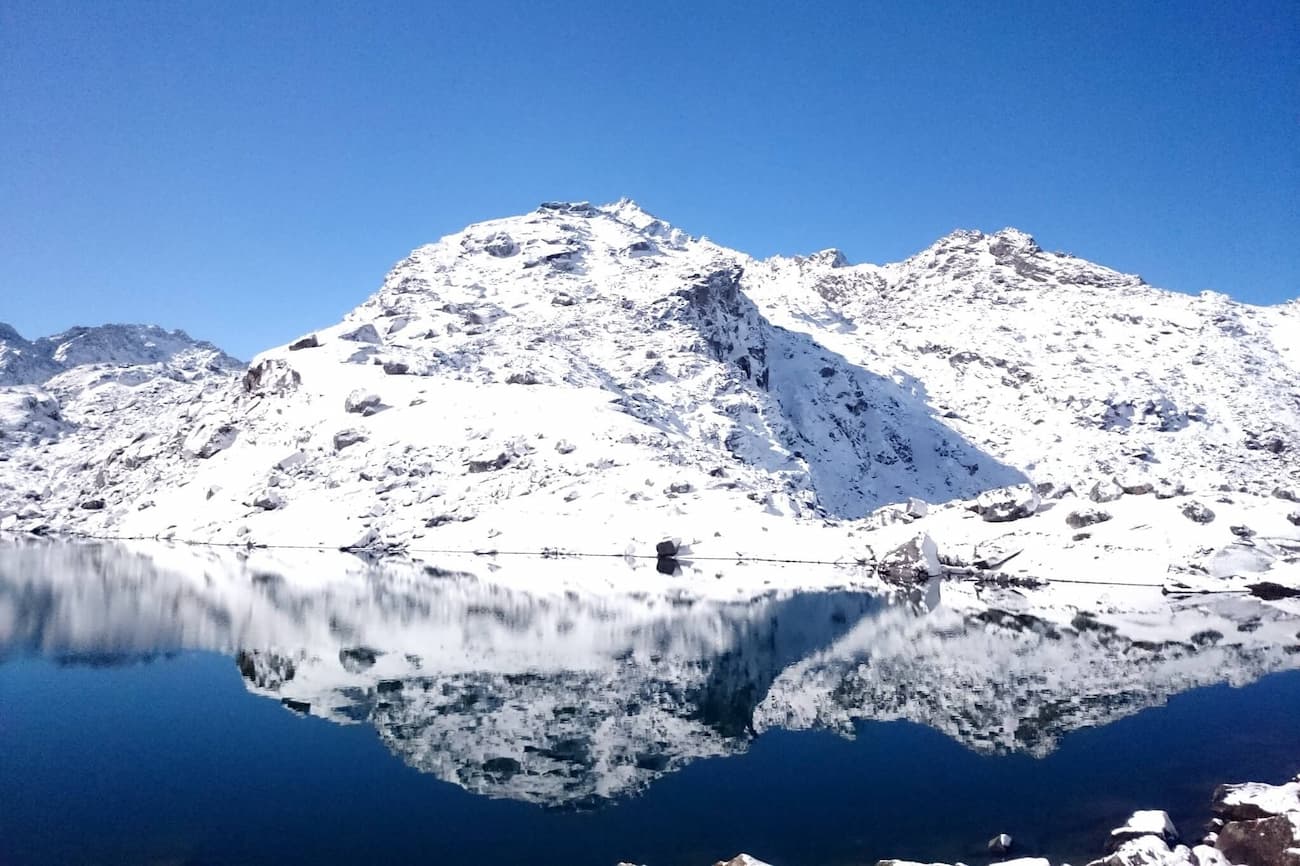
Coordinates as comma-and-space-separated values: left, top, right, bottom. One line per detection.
987, 833, 1013, 855
1248, 583, 1300, 601
1288, 510, 1300, 527
344, 390, 383, 415
280, 697, 311, 713
1230, 525, 1256, 539
505, 371, 541, 385
656, 540, 679, 558
1067, 508, 1112, 529
382, 361, 410, 375
79, 498, 105, 510
467, 452, 512, 473
338, 647, 380, 673
340, 324, 382, 344
1181, 501, 1216, 524
1090, 479, 1125, 503
1216, 817, 1300, 866
288, 334, 320, 351
333, 428, 367, 451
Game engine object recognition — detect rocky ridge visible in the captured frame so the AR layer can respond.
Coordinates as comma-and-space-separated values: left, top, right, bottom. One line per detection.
0, 202, 1297, 599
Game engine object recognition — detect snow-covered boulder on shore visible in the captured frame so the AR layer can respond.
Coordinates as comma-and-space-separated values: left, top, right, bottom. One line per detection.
969, 485, 1042, 523
878, 533, 941, 582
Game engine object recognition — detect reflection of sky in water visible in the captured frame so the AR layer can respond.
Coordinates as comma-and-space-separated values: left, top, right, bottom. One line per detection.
2, 541, 1300, 865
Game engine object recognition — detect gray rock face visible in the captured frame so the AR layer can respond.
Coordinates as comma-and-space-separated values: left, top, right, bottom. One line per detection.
1215, 816, 1300, 866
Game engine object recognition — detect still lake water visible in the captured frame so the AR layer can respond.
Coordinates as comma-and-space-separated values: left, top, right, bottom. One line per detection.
2, 541, 1299, 866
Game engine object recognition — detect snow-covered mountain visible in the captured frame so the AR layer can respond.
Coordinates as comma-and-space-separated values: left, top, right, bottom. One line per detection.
0, 322, 238, 386
0, 201, 1297, 593
3, 540, 1297, 808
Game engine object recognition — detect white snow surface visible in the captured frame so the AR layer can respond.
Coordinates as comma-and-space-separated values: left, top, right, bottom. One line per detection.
1, 201, 1299, 598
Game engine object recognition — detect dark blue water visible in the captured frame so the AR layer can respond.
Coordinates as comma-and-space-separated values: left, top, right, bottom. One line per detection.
2, 542, 1299, 866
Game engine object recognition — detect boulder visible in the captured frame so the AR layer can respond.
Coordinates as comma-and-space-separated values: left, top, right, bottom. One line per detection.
183, 423, 238, 459
1181, 501, 1216, 524
1090, 479, 1126, 503
79, 498, 106, 510
1230, 525, 1256, 538
970, 485, 1041, 522
1211, 776, 1300, 821
667, 481, 695, 494
988, 833, 1014, 854
1107, 810, 1179, 850
344, 389, 383, 416
340, 324, 382, 344
252, 491, 284, 511
382, 360, 410, 375
1118, 476, 1155, 496
1287, 510, 1300, 527
288, 334, 319, 350
555, 439, 576, 455
1248, 582, 1300, 600
878, 533, 942, 582
1215, 816, 1300, 866
1086, 837, 1192, 866
1274, 487, 1300, 503
906, 497, 930, 519
333, 428, 367, 451
656, 539, 679, 558
467, 451, 513, 473
242, 358, 301, 396
1067, 508, 1113, 529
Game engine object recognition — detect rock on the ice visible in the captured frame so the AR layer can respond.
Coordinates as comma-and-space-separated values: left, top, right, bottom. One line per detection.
987, 833, 1013, 854
340, 324, 382, 344
382, 360, 410, 375
1066, 508, 1112, 529
1107, 810, 1179, 850
183, 422, 238, 459
969, 484, 1041, 522
1274, 487, 1300, 503
344, 389, 384, 415
667, 480, 695, 494
1090, 478, 1126, 503
1287, 510, 1300, 527
1180, 500, 1216, 524
878, 533, 942, 582
333, 428, 367, 451
656, 539, 679, 558
288, 334, 320, 350
555, 439, 576, 454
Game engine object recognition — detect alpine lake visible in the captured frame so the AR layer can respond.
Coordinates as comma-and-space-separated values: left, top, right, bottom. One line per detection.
2, 540, 1299, 866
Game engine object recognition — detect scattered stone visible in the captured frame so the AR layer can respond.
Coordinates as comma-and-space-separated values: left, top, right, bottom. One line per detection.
988, 833, 1014, 855
1230, 525, 1255, 538
1118, 477, 1155, 496
1274, 487, 1300, 503
338, 647, 380, 672
344, 389, 383, 415
288, 334, 320, 351
969, 484, 1041, 522
333, 428, 367, 451
1090, 479, 1126, 503
275, 450, 308, 472
551, 292, 577, 306
382, 360, 410, 375
1067, 508, 1112, 529
467, 452, 513, 473
1180, 501, 1216, 524
79, 498, 105, 510
667, 481, 694, 494
505, 371, 541, 385
1287, 510, 1300, 527
555, 439, 576, 454
1073, 532, 1092, 541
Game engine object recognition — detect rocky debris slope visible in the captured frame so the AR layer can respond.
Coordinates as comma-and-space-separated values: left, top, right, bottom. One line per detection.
0, 202, 1297, 587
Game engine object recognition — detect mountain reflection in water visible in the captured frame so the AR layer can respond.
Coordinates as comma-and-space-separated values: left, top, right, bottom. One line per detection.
2, 539, 1299, 812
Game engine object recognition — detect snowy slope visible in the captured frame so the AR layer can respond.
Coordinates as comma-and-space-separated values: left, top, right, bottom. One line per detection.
0, 202, 1297, 597
3, 539, 1297, 808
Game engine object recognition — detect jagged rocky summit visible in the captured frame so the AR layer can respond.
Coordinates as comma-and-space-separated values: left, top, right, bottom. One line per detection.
1, 200, 1298, 593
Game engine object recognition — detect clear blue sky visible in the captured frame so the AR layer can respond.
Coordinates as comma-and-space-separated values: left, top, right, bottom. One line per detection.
2, 0, 1296, 359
